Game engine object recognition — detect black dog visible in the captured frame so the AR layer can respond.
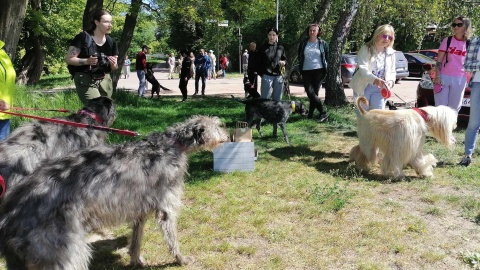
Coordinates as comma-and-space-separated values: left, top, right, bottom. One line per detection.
243, 76, 260, 98
232, 96, 308, 145
146, 63, 171, 98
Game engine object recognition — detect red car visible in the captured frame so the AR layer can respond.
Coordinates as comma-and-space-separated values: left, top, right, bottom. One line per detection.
416, 63, 470, 121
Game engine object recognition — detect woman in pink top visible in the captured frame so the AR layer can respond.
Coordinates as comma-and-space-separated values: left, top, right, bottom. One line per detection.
433, 16, 473, 112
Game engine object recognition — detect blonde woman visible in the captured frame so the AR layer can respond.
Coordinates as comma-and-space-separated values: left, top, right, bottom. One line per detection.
434, 16, 472, 112
350, 24, 396, 110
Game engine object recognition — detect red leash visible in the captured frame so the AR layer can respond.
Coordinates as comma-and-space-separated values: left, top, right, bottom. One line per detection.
0, 110, 139, 137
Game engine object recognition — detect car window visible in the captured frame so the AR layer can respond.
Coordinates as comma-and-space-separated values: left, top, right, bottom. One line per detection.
394, 52, 407, 67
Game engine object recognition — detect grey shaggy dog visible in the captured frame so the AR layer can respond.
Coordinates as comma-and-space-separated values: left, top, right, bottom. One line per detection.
232, 95, 308, 145
0, 115, 229, 270
0, 96, 116, 201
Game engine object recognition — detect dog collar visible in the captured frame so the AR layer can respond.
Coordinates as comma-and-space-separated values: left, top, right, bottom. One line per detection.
413, 108, 428, 121
77, 110, 103, 124
291, 101, 295, 113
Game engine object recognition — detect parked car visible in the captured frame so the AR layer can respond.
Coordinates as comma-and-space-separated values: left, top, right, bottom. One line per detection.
346, 51, 408, 83
403, 52, 436, 77
394, 51, 409, 83
409, 49, 438, 61
289, 54, 357, 85
416, 64, 470, 120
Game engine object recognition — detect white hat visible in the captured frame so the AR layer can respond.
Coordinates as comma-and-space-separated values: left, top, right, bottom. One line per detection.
209, 50, 213, 53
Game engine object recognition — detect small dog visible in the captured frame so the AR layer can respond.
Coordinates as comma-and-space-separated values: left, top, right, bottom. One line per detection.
0, 96, 116, 201
349, 96, 457, 179
146, 62, 172, 98
243, 76, 260, 98
0, 116, 229, 269
232, 95, 308, 145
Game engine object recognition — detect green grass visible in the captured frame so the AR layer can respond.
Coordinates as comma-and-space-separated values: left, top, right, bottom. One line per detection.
1, 85, 480, 269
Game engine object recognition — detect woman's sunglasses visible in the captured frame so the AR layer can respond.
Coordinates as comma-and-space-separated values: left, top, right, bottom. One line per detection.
381, 34, 393, 41
451, 23, 464, 28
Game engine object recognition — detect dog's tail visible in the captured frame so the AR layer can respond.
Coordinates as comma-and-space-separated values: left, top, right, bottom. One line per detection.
159, 84, 173, 91
356, 96, 369, 115
231, 95, 246, 104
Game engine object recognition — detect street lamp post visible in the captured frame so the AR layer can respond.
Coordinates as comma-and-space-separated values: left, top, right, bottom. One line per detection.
276, 0, 279, 30
238, 28, 242, 74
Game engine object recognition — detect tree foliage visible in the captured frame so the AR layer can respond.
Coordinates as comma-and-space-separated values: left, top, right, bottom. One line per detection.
3, 0, 480, 103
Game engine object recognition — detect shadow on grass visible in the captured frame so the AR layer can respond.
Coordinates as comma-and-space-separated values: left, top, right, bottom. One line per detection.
266, 145, 420, 183
90, 236, 180, 269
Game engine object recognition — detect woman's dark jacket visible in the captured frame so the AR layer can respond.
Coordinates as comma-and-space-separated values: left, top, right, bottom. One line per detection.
297, 37, 329, 72
257, 42, 287, 76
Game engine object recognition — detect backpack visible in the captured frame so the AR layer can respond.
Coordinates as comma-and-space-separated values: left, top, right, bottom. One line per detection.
444, 36, 470, 66
67, 31, 114, 79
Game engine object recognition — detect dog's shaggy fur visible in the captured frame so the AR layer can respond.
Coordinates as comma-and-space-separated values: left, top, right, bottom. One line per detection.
146, 63, 171, 98
232, 95, 308, 145
0, 96, 116, 201
349, 96, 457, 179
0, 115, 229, 270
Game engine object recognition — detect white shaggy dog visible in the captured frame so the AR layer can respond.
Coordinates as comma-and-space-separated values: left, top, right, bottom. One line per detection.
349, 96, 457, 179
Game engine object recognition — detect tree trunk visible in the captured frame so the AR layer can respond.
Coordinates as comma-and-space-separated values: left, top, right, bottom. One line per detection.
16, 0, 46, 85
112, 0, 142, 91
324, 0, 359, 106
0, 0, 29, 61
83, 0, 104, 31
16, 36, 45, 85
313, 0, 332, 26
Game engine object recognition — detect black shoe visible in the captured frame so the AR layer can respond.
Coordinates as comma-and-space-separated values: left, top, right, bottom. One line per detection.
181, 98, 187, 102
193, 92, 198, 96
307, 114, 313, 119
318, 112, 329, 123
202, 93, 205, 96
458, 156, 472, 167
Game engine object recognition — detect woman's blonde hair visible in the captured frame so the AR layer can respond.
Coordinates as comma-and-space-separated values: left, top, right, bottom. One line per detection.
453, 16, 473, 40
365, 24, 395, 57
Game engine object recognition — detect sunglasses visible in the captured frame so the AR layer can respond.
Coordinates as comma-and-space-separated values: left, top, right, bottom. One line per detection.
451, 22, 464, 28
381, 34, 393, 41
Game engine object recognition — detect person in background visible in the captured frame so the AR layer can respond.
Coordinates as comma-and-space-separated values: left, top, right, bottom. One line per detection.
298, 23, 329, 122
434, 16, 472, 112
208, 50, 217, 79
179, 50, 194, 102
193, 48, 211, 96
0, 40, 15, 141
176, 52, 183, 77
65, 9, 118, 104
135, 45, 150, 97
458, 34, 480, 167
220, 54, 228, 78
257, 27, 287, 101
168, 52, 176, 80
247, 42, 259, 95
123, 55, 130, 79
242, 49, 249, 75
350, 24, 396, 111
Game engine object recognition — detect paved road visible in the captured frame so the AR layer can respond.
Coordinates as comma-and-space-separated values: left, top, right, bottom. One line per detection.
117, 69, 422, 107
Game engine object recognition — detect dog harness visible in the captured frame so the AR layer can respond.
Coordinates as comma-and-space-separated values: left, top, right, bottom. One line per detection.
77, 109, 103, 124
413, 108, 429, 121
0, 174, 5, 198
291, 101, 295, 113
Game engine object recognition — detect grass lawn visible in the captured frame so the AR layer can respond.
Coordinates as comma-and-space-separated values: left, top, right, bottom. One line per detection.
1, 86, 479, 270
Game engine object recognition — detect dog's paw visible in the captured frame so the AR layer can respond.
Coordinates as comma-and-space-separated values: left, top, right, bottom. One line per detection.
129, 255, 146, 267
177, 255, 194, 265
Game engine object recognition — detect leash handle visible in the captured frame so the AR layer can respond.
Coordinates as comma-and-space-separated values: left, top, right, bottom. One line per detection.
0, 110, 139, 137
